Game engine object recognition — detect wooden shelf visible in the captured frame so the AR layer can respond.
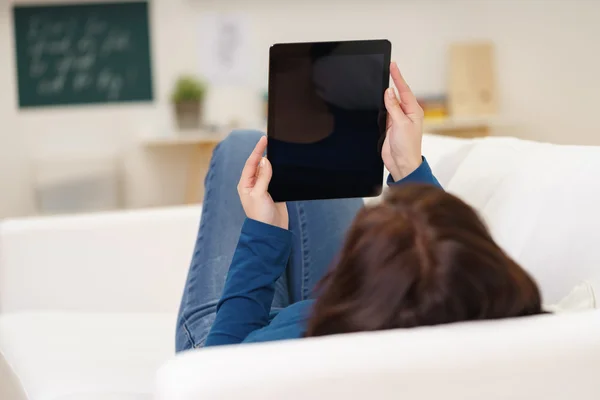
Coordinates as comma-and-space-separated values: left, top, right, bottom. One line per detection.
140, 130, 228, 205
423, 115, 500, 130
422, 116, 505, 138
140, 130, 227, 147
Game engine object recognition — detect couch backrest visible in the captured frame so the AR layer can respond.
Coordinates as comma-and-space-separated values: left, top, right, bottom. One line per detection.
0, 206, 200, 313
424, 135, 600, 304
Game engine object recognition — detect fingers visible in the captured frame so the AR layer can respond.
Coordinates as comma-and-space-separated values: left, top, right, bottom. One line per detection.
239, 136, 267, 190
390, 62, 423, 117
384, 87, 407, 123
254, 156, 273, 193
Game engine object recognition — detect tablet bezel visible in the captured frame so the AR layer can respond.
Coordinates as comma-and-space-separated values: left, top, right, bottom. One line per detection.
267, 39, 392, 202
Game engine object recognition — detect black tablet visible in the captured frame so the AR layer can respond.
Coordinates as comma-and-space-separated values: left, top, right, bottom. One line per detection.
267, 39, 391, 202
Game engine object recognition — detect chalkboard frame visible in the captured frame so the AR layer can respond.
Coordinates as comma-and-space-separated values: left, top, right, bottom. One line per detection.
13, 1, 154, 108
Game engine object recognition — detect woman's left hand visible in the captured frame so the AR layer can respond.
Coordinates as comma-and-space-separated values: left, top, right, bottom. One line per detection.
237, 136, 289, 230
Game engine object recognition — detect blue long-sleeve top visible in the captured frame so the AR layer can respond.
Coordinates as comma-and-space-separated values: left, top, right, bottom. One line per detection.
204, 158, 442, 347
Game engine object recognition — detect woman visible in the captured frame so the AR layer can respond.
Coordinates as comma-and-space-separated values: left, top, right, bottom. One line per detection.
175, 63, 543, 350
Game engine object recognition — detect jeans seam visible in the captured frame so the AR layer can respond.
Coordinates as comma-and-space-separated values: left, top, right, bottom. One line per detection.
194, 337, 206, 349
181, 314, 197, 349
298, 202, 311, 300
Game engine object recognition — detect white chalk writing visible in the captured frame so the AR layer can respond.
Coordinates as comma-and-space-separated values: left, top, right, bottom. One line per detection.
25, 13, 132, 99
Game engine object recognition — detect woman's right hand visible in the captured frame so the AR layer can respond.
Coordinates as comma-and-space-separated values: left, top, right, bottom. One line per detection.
237, 136, 289, 230
381, 62, 425, 181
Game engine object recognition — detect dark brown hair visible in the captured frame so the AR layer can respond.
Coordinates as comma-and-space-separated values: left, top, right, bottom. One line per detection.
306, 184, 543, 337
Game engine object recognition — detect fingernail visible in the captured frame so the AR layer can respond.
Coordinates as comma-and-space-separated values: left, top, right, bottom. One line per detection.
387, 88, 395, 99
260, 158, 266, 167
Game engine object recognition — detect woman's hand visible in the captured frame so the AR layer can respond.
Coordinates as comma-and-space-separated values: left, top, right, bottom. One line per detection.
238, 136, 289, 230
381, 62, 425, 181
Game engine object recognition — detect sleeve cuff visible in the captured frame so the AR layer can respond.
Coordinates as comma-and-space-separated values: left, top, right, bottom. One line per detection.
387, 157, 435, 186
242, 218, 293, 243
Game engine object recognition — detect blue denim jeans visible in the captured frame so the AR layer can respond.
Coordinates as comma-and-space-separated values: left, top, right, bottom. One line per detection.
175, 130, 363, 352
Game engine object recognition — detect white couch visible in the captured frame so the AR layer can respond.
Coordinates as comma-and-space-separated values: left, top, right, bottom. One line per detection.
0, 206, 201, 400
1, 134, 600, 400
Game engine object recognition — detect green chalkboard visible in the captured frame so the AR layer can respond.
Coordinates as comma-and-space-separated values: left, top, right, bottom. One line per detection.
13, 1, 153, 108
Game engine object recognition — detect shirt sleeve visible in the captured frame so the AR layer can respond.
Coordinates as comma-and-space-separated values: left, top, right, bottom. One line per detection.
387, 157, 442, 189
204, 218, 293, 347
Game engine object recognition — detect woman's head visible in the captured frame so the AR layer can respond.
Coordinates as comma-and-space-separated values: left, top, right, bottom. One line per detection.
306, 184, 543, 337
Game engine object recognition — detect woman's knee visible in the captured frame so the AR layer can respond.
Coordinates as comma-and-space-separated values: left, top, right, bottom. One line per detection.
215, 130, 264, 159
205, 130, 264, 189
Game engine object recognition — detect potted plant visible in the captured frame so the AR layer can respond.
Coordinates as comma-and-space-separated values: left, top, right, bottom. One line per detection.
172, 75, 206, 130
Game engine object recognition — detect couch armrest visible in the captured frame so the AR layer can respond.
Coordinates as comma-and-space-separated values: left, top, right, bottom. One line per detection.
0, 206, 200, 313
157, 311, 600, 400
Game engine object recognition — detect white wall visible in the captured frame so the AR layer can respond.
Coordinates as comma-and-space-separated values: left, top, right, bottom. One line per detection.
1, 0, 599, 218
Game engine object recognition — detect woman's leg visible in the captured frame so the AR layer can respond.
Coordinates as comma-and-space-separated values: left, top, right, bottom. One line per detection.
175, 130, 363, 351
286, 198, 363, 302
175, 130, 290, 351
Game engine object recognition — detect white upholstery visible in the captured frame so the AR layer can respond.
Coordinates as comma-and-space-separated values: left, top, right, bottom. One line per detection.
1, 134, 600, 400
158, 311, 600, 400
0, 206, 200, 314
0, 206, 200, 400
424, 135, 600, 304
0, 312, 174, 400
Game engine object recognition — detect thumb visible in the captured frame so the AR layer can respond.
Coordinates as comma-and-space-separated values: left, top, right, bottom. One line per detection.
254, 157, 273, 193
384, 87, 408, 123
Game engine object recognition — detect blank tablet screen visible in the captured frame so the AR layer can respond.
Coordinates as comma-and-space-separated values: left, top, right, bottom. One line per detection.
267, 40, 391, 202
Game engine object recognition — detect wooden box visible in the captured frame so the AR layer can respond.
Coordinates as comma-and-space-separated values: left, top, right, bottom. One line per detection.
448, 42, 498, 117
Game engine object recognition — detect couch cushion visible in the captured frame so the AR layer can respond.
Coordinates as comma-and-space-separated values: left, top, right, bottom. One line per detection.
424, 135, 600, 304
0, 312, 174, 400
